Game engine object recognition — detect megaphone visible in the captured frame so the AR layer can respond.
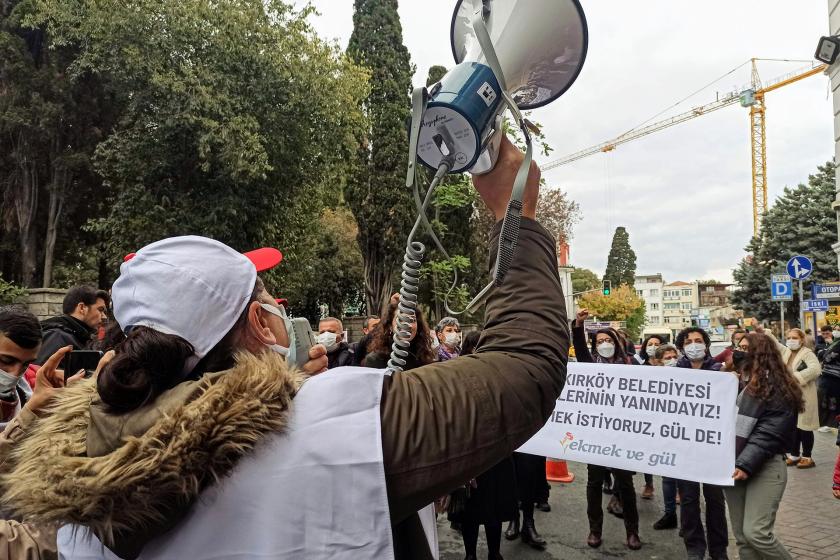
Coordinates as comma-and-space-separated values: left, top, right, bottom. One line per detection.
415, 0, 588, 175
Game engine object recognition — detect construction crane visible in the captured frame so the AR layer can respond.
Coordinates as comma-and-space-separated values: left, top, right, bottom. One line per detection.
543, 59, 827, 235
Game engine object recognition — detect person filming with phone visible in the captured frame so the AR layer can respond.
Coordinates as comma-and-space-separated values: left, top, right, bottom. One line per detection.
0, 137, 568, 560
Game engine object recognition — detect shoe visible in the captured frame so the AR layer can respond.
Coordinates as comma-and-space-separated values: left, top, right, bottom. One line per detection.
818, 426, 832, 433
652, 512, 678, 530
641, 484, 654, 500
587, 532, 603, 548
626, 532, 642, 550
536, 501, 551, 512
607, 496, 624, 518
785, 455, 800, 466
797, 457, 816, 469
520, 519, 546, 549
504, 517, 520, 540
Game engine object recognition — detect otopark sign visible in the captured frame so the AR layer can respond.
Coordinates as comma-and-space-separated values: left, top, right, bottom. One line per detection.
812, 282, 840, 300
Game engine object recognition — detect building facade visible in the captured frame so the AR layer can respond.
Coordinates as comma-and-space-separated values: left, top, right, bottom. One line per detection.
635, 274, 665, 329
698, 282, 733, 308
662, 281, 699, 333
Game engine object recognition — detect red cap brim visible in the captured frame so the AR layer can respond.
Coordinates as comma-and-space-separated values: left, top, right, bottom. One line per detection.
244, 247, 283, 272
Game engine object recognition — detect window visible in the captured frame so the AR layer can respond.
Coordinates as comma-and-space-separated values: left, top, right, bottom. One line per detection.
650, 303, 659, 311
664, 303, 680, 310
682, 289, 692, 297
705, 286, 715, 293
650, 289, 660, 297
637, 290, 644, 297
681, 303, 692, 310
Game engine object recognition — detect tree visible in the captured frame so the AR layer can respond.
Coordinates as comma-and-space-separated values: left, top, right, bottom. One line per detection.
732, 162, 837, 323
604, 226, 637, 289
536, 188, 580, 245
346, 0, 414, 315
571, 267, 600, 295
578, 284, 646, 339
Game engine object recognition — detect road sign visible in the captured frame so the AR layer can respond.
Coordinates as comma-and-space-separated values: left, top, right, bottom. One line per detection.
812, 282, 840, 300
803, 299, 829, 312
786, 256, 813, 280
770, 274, 793, 301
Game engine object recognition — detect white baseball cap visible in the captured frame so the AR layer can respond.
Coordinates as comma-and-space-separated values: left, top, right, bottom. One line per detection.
113, 236, 283, 363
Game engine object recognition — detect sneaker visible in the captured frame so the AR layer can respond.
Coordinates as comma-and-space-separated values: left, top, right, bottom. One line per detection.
796, 457, 816, 469
818, 426, 832, 433
652, 512, 678, 530
785, 455, 800, 466
641, 484, 654, 500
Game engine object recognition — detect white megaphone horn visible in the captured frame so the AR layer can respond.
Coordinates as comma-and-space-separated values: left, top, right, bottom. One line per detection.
414, 0, 588, 175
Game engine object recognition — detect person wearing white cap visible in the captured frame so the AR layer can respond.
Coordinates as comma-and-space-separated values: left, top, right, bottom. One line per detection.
0, 136, 570, 560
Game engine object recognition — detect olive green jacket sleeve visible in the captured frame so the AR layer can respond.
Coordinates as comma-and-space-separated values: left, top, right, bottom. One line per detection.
0, 409, 58, 559
381, 218, 569, 523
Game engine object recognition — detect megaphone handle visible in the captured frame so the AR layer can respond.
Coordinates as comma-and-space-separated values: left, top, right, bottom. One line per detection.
493, 124, 533, 286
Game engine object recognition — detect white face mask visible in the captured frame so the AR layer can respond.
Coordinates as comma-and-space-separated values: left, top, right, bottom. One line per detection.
0, 369, 19, 398
684, 343, 707, 361
785, 339, 801, 351
596, 342, 615, 359
444, 332, 461, 347
663, 358, 678, 367
317, 331, 339, 352
833, 331, 840, 340
259, 303, 292, 360
646, 345, 658, 357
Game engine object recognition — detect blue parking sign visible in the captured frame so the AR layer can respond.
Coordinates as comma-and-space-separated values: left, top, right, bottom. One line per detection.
771, 274, 793, 301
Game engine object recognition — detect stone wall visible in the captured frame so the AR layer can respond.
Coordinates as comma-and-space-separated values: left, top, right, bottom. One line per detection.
25, 289, 67, 321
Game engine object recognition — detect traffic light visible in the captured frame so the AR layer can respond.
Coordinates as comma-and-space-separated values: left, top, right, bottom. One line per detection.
602, 280, 611, 296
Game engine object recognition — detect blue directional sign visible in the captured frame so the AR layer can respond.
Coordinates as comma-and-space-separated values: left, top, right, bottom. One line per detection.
812, 282, 840, 300
803, 299, 829, 312
786, 256, 813, 281
771, 274, 793, 301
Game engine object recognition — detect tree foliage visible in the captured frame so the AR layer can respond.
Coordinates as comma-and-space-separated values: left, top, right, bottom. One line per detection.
536, 188, 580, 245
604, 226, 637, 289
1, 0, 370, 306
578, 283, 646, 340
571, 267, 600, 295
346, 0, 414, 315
732, 162, 837, 323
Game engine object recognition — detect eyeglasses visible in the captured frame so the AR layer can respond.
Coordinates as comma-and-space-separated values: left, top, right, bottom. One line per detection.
260, 302, 288, 319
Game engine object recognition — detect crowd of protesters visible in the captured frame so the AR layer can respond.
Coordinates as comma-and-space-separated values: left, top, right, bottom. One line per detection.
0, 137, 838, 560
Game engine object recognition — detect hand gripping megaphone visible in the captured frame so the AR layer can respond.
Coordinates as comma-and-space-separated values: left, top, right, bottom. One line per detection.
414, 0, 588, 175
390, 0, 588, 374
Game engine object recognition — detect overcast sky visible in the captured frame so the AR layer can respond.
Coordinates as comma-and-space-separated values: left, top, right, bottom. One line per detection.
295, 0, 834, 284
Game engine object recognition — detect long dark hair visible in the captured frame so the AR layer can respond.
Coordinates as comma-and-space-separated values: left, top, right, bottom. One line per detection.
589, 328, 630, 364
740, 333, 804, 412
639, 335, 665, 363
97, 278, 264, 413
367, 302, 435, 366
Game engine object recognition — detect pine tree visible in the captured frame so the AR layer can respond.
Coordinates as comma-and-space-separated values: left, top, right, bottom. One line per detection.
604, 227, 637, 288
346, 0, 414, 314
732, 162, 837, 323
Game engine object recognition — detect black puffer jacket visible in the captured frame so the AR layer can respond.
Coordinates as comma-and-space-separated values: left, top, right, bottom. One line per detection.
734, 388, 797, 476
35, 315, 94, 364
821, 339, 840, 379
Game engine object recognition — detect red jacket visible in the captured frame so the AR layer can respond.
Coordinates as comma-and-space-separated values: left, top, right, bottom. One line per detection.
834, 449, 840, 490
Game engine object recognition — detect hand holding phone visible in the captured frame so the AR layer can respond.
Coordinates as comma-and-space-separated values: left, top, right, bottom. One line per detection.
61, 350, 104, 382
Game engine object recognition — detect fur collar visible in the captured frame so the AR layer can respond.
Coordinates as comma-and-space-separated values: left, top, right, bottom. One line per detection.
0, 352, 307, 550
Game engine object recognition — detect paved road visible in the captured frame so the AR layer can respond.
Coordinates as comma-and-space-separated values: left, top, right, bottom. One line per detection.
437, 430, 839, 559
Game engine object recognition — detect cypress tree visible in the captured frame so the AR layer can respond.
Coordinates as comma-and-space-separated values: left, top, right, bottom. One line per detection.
346, 0, 414, 314
604, 226, 637, 288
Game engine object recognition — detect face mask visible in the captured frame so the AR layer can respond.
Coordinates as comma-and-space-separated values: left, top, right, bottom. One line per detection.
833, 331, 840, 340
0, 369, 19, 399
662, 358, 677, 367
259, 303, 293, 361
317, 331, 339, 352
732, 349, 748, 370
646, 345, 658, 357
444, 332, 461, 347
596, 342, 615, 359
785, 339, 801, 351
684, 343, 707, 361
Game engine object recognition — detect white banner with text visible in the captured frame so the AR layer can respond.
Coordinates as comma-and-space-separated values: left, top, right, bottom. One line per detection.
519, 362, 739, 485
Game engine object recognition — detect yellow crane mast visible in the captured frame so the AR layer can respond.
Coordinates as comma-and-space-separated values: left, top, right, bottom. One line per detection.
542, 60, 827, 235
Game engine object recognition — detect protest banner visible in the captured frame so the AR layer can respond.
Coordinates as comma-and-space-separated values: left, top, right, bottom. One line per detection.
519, 362, 739, 485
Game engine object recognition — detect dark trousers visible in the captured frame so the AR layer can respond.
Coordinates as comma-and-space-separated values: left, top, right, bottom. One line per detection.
790, 428, 815, 458
662, 477, 677, 516
513, 453, 544, 520
462, 521, 502, 557
678, 480, 728, 558
586, 465, 639, 534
